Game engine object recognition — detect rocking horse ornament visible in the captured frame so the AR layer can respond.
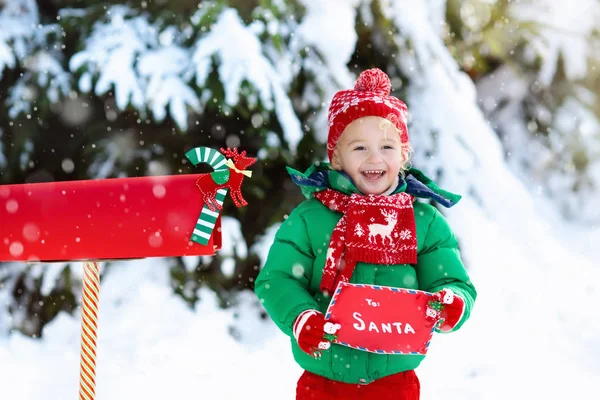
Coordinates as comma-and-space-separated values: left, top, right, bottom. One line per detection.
196, 147, 256, 211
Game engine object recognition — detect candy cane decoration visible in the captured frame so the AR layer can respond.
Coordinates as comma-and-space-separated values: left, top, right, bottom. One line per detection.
186, 146, 229, 171
185, 147, 230, 245
79, 261, 100, 400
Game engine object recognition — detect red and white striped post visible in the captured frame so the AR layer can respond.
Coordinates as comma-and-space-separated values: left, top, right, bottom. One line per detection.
78, 262, 100, 400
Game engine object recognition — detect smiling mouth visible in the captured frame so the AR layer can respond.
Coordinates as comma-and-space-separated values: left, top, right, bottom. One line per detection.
361, 170, 386, 180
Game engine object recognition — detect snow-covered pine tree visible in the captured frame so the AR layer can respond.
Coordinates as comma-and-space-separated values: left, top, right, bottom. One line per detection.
0, 0, 329, 337
445, 0, 600, 223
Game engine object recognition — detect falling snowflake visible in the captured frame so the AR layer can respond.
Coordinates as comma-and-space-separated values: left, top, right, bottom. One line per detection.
399, 229, 412, 240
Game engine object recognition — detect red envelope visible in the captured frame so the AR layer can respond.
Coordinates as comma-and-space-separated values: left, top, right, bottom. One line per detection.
325, 282, 437, 354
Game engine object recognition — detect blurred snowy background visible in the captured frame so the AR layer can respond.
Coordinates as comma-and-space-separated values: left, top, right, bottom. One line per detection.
1, 0, 599, 398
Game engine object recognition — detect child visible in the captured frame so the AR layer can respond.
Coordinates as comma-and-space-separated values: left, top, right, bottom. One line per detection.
254, 68, 477, 400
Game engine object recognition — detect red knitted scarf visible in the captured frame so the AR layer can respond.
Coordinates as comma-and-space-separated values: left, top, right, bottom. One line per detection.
314, 189, 417, 294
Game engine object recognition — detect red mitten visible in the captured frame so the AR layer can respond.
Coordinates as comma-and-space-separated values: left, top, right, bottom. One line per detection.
427, 288, 465, 333
293, 310, 340, 358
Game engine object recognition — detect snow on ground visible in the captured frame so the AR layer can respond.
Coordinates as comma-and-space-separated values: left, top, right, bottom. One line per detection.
0, 259, 301, 399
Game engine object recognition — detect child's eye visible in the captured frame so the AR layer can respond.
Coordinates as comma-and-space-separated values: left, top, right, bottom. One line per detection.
353, 146, 366, 151
382, 145, 394, 150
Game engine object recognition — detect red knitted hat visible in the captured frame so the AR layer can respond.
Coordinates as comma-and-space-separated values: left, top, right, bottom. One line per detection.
327, 68, 409, 161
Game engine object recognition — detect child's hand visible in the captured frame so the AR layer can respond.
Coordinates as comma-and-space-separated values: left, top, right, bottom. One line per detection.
427, 288, 465, 332
293, 310, 341, 358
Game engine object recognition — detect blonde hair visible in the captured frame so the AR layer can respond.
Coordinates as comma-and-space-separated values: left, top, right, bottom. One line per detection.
377, 116, 413, 177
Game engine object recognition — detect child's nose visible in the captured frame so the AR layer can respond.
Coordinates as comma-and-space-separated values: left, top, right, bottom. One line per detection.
366, 149, 383, 163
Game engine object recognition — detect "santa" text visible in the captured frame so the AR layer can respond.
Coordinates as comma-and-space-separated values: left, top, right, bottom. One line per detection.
352, 312, 416, 334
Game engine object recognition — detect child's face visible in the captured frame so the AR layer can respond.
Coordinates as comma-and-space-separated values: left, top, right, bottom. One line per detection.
331, 116, 404, 195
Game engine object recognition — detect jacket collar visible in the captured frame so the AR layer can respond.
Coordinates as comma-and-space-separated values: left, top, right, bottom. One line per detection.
286, 162, 461, 208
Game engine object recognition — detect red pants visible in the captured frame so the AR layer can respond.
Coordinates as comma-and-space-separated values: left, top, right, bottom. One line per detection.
296, 370, 420, 400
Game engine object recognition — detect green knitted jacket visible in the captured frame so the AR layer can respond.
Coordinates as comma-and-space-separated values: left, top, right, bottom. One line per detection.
254, 163, 477, 384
